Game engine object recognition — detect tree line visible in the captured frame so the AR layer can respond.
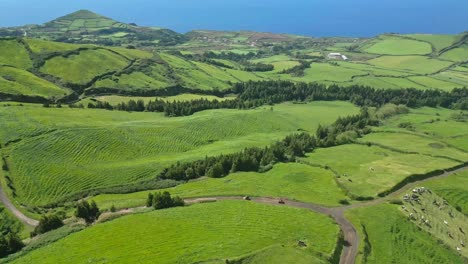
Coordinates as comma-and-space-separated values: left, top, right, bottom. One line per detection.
146, 191, 184, 209
86, 81, 467, 116
157, 109, 374, 182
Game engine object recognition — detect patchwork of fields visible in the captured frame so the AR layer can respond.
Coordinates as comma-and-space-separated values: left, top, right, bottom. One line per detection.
0, 12, 467, 263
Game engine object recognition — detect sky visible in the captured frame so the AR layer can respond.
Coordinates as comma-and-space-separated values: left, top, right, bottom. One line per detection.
0, 0, 467, 37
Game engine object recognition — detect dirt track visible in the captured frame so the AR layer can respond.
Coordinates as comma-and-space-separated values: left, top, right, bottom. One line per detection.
0, 184, 38, 227
1, 166, 466, 263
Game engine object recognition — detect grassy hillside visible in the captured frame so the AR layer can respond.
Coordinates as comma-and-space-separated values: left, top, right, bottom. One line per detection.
300, 144, 459, 198
346, 204, 465, 264
363, 35, 432, 55
0, 39, 32, 69
93, 163, 348, 210
424, 170, 468, 214
0, 101, 358, 207
10, 201, 340, 264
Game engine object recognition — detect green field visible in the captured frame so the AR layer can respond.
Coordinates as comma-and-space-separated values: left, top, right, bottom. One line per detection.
300, 144, 459, 198
363, 36, 432, 55
346, 204, 465, 264
0, 39, 32, 69
90, 93, 234, 106
405, 34, 458, 52
367, 56, 453, 74
0, 66, 69, 97
358, 132, 468, 161
10, 201, 340, 264
40, 49, 130, 85
424, 169, 468, 214
1, 101, 359, 207
94, 163, 348, 210
372, 107, 468, 150
25, 38, 86, 54
440, 45, 468, 62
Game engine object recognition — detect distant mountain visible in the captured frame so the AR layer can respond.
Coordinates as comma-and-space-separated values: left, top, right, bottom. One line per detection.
0, 10, 187, 46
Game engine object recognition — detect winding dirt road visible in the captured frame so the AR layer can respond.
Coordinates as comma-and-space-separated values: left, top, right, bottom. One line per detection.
0, 184, 38, 227
1, 166, 466, 264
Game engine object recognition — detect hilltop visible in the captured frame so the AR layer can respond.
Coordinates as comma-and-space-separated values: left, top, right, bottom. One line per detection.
0, 10, 186, 46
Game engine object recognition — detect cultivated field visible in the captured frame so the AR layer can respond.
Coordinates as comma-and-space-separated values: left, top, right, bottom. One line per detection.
10, 201, 340, 264
0, 101, 358, 207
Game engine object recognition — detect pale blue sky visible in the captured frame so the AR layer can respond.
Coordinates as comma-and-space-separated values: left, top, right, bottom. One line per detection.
0, 0, 466, 37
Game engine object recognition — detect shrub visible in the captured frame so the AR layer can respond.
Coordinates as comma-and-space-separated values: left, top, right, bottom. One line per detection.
75, 200, 101, 224
32, 214, 64, 236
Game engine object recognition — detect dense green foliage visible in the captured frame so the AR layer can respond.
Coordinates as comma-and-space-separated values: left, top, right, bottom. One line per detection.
146, 191, 184, 209
32, 215, 64, 236
88, 80, 468, 116
75, 200, 100, 224
0, 233, 24, 258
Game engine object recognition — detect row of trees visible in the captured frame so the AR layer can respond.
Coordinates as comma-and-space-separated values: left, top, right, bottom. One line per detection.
146, 191, 184, 209
87, 81, 468, 116
158, 131, 318, 182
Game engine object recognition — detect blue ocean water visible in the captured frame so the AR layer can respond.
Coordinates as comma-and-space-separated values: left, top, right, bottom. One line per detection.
0, 0, 466, 37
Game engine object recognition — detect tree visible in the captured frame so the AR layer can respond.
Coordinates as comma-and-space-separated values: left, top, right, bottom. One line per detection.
0, 233, 24, 257
75, 200, 101, 224
33, 214, 64, 235
146, 193, 154, 207
152, 191, 185, 210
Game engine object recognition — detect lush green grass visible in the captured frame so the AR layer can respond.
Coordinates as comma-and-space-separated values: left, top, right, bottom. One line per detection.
399, 191, 468, 258
94, 163, 348, 210
404, 34, 458, 52
237, 245, 325, 264
108, 47, 154, 59
160, 53, 232, 90
407, 76, 462, 91
0, 101, 358, 207
337, 61, 410, 77
11, 201, 340, 264
440, 45, 468, 62
0, 39, 32, 69
40, 49, 129, 84
300, 144, 459, 198
363, 36, 432, 55
424, 169, 468, 214
358, 132, 468, 161
90, 94, 232, 106
346, 204, 464, 264
367, 56, 453, 74
25, 38, 86, 54
94, 71, 170, 90
291, 63, 367, 83
373, 107, 468, 151
0, 66, 69, 97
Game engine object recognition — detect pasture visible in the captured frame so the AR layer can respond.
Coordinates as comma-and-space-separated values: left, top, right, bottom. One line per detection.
399, 190, 468, 258
10, 201, 340, 264
0, 101, 359, 207
358, 132, 468, 162
363, 36, 432, 55
300, 144, 459, 198
89, 93, 232, 106
440, 45, 468, 62
0, 66, 69, 97
367, 56, 453, 74
40, 49, 130, 85
93, 163, 348, 210
346, 204, 464, 264
404, 34, 458, 52
423, 170, 468, 214
0, 40, 32, 69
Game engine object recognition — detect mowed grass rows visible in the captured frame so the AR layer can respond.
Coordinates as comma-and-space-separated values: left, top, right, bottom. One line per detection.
11, 201, 340, 264
2, 101, 359, 206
